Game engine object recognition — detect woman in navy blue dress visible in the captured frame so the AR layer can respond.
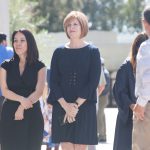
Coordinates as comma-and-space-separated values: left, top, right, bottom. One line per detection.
48, 11, 101, 150
113, 33, 148, 150
0, 29, 46, 150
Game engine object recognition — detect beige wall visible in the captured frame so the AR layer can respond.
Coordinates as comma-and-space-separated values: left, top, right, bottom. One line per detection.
86, 31, 131, 71
48, 31, 131, 71
0, 0, 9, 35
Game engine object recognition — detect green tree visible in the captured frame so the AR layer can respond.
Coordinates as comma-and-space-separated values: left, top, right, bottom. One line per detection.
31, 0, 83, 32
82, 0, 99, 30
9, 0, 36, 34
9, 0, 146, 33
98, 0, 124, 31
124, 0, 145, 32
82, 0, 125, 31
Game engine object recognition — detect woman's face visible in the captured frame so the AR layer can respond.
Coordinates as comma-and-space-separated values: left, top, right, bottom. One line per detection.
66, 18, 81, 39
13, 32, 28, 57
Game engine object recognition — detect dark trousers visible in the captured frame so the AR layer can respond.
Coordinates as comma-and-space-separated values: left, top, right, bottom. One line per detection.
1, 101, 44, 150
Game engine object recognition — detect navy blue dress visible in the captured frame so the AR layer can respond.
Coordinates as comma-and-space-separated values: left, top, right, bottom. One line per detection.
113, 60, 136, 150
47, 44, 101, 145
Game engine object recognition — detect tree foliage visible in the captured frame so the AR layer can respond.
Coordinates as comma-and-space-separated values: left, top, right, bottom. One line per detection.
30, 0, 83, 32
9, 0, 36, 33
123, 0, 145, 32
10, 0, 146, 33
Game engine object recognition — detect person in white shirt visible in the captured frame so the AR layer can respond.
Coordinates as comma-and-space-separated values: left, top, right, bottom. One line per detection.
132, 5, 150, 150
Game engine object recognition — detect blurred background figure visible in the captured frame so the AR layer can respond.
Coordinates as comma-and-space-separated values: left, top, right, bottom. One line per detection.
0, 33, 14, 147
0, 33, 13, 61
40, 82, 59, 150
97, 57, 110, 143
88, 57, 110, 150
113, 33, 148, 150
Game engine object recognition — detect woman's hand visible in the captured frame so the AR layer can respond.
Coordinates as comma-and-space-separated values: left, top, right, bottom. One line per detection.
63, 113, 76, 124
14, 105, 24, 120
63, 103, 79, 117
20, 97, 33, 109
58, 98, 79, 117
63, 103, 79, 124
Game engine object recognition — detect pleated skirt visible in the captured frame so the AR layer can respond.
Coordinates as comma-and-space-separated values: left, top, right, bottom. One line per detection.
51, 102, 98, 145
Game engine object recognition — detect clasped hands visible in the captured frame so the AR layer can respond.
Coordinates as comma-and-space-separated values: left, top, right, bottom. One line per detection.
63, 102, 79, 124
14, 97, 33, 120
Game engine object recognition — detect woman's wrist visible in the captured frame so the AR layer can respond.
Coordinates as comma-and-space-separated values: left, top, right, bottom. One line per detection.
18, 104, 24, 111
76, 97, 86, 107
58, 98, 68, 110
75, 101, 80, 108
18, 96, 25, 104
29, 98, 34, 104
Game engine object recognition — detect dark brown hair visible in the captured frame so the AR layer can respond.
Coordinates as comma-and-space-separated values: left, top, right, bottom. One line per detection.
130, 33, 148, 72
12, 29, 39, 64
0, 33, 6, 43
142, 6, 150, 24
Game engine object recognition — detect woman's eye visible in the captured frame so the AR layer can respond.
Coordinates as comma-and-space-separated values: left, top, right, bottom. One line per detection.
67, 24, 71, 27
21, 40, 25, 42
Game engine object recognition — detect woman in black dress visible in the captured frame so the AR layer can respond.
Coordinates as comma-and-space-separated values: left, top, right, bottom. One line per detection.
113, 33, 148, 150
47, 11, 101, 150
0, 29, 46, 150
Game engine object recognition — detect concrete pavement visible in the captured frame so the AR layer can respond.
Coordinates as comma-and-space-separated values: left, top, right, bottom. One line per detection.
96, 108, 118, 150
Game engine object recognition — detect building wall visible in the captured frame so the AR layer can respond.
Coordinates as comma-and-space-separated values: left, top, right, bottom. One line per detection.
86, 31, 131, 71
45, 31, 131, 71
0, 0, 9, 35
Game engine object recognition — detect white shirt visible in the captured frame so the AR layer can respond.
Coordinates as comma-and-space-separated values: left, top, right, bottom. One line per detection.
135, 38, 150, 106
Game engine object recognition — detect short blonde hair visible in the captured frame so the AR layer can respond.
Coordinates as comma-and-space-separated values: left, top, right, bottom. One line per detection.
63, 11, 89, 39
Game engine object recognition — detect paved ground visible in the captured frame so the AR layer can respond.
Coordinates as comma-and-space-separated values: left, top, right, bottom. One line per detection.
96, 108, 118, 150
41, 108, 118, 150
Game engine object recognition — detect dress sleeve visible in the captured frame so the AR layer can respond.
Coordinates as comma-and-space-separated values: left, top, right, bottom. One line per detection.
47, 49, 63, 104
113, 63, 134, 123
78, 48, 101, 101
36, 61, 45, 71
1, 61, 9, 71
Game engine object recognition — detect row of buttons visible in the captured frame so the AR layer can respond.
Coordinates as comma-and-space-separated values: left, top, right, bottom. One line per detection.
69, 72, 77, 86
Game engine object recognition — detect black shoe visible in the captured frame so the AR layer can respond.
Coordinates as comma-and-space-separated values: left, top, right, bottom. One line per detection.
98, 136, 106, 143
99, 139, 106, 142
